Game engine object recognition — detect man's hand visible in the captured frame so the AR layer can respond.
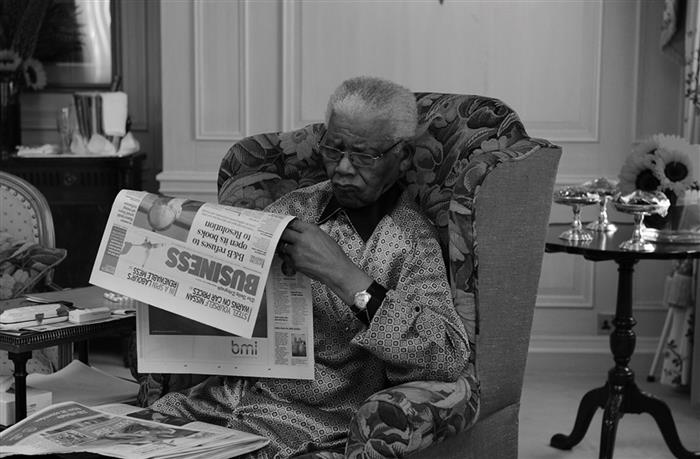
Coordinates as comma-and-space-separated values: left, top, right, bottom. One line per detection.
278, 219, 372, 305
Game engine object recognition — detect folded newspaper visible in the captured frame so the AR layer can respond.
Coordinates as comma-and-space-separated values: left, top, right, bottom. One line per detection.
90, 190, 315, 380
0, 401, 268, 458
90, 190, 305, 339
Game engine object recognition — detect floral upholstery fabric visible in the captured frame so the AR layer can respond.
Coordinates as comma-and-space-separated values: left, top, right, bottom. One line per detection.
0, 231, 67, 376
215, 93, 554, 456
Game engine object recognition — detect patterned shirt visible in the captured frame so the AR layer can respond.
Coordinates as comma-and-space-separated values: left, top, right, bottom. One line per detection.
151, 180, 469, 457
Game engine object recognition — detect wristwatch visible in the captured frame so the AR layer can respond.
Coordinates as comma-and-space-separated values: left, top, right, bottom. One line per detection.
353, 290, 372, 311
350, 281, 387, 325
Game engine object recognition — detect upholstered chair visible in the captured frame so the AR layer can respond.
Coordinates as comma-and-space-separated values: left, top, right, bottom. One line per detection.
0, 171, 68, 375
212, 93, 562, 458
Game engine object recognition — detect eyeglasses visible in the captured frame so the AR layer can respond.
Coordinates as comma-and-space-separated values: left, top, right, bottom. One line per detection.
318, 136, 403, 168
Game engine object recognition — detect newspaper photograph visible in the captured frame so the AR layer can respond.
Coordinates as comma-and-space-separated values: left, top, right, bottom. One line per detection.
0, 401, 268, 459
90, 190, 296, 339
137, 257, 315, 379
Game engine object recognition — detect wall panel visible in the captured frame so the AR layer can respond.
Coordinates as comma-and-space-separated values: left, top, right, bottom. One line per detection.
283, 0, 601, 143
194, 0, 248, 140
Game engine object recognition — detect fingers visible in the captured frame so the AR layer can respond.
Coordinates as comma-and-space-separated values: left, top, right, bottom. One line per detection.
281, 258, 297, 276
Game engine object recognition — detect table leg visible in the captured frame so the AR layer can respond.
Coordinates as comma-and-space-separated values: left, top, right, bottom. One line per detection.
550, 384, 607, 449
75, 340, 89, 364
551, 259, 699, 458
8, 351, 32, 422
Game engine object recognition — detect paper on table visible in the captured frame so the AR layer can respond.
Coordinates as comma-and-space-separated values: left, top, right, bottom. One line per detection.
101, 91, 128, 137
26, 360, 138, 405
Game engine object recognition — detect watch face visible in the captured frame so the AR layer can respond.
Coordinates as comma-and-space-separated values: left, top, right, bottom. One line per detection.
354, 291, 371, 310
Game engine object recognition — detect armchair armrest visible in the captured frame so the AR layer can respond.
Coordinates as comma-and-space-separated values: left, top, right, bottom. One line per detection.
345, 373, 480, 458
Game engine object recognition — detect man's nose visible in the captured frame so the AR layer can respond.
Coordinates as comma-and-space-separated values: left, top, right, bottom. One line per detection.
335, 152, 356, 174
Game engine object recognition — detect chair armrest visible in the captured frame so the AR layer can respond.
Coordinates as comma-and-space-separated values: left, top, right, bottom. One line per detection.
345, 373, 479, 458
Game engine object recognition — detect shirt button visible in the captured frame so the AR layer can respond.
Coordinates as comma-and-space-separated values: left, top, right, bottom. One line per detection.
414, 306, 421, 313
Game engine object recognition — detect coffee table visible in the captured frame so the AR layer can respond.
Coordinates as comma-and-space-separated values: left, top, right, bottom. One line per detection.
0, 287, 135, 422
545, 223, 700, 459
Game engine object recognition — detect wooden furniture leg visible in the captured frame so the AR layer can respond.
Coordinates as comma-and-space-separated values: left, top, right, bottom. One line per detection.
7, 351, 32, 422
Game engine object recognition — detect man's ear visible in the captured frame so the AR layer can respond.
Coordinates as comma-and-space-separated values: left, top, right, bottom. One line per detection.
398, 143, 414, 173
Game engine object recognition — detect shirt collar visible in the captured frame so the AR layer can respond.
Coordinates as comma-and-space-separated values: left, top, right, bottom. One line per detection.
317, 184, 403, 242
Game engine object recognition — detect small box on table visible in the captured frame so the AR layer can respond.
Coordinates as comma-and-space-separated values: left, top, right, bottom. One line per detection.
0, 387, 52, 425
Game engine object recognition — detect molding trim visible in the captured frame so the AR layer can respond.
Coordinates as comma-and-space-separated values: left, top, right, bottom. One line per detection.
194, 0, 248, 141
555, 174, 605, 187
536, 261, 595, 309
529, 335, 657, 354
281, 0, 296, 131
282, 1, 603, 141
631, 0, 642, 142
156, 170, 218, 201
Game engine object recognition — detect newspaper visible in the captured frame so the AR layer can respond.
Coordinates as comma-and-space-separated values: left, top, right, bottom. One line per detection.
90, 189, 301, 339
0, 401, 268, 458
137, 256, 314, 379
90, 190, 315, 379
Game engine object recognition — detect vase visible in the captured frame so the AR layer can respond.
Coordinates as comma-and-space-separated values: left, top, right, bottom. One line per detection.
0, 77, 21, 162
644, 205, 684, 231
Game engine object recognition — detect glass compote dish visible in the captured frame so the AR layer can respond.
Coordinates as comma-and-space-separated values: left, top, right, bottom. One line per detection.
581, 177, 619, 233
613, 190, 671, 252
553, 187, 601, 241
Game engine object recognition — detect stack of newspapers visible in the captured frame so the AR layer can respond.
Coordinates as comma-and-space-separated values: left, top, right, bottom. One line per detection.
0, 401, 268, 459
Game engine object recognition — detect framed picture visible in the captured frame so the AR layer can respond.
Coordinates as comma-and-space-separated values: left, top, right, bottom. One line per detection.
43, 0, 121, 89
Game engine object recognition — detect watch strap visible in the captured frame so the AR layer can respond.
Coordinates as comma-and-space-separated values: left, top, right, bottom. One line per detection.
351, 281, 387, 325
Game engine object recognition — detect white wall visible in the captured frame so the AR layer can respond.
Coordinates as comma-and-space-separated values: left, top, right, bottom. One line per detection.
158, 0, 682, 347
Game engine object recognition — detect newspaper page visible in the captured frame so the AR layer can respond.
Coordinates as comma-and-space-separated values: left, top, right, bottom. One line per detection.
137, 257, 315, 379
90, 190, 297, 339
0, 401, 268, 459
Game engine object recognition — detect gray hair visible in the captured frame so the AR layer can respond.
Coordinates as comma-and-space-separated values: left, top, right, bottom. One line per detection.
325, 76, 418, 140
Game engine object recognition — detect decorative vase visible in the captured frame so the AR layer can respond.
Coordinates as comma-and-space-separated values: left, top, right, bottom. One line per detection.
644, 205, 683, 231
0, 76, 21, 162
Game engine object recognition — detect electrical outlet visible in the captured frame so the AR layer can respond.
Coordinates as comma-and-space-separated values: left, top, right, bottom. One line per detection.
597, 313, 614, 335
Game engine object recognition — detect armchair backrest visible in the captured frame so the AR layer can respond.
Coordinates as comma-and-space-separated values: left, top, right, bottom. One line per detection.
0, 171, 56, 247
218, 94, 562, 421
0, 171, 58, 286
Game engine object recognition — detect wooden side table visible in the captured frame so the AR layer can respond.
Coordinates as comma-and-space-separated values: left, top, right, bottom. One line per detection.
546, 223, 700, 459
2, 152, 146, 287
0, 286, 136, 423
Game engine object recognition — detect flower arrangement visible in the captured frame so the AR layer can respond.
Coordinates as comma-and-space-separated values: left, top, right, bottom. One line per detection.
0, 0, 83, 90
618, 133, 699, 206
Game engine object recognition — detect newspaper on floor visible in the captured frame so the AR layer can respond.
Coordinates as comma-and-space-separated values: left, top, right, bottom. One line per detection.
90, 190, 315, 379
0, 401, 268, 458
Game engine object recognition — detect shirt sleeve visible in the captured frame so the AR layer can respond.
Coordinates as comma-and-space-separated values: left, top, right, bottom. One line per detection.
350, 230, 470, 384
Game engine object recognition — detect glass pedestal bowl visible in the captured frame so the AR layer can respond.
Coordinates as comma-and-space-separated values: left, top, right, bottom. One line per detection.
553, 187, 601, 241
581, 177, 619, 233
613, 190, 671, 252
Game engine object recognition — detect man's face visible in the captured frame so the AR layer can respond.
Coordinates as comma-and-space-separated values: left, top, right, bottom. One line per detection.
322, 111, 410, 208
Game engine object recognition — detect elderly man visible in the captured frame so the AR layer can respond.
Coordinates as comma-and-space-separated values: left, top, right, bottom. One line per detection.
151, 76, 469, 458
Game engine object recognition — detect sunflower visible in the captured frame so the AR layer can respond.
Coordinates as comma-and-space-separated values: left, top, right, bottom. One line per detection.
618, 151, 662, 194
655, 146, 694, 195
21, 57, 46, 90
618, 134, 698, 200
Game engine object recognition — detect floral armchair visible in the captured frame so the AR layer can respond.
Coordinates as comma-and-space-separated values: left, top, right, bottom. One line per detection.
142, 93, 561, 457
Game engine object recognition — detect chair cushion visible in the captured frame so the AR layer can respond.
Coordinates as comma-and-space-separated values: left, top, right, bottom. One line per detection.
345, 371, 480, 458
0, 231, 68, 376
0, 232, 66, 300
